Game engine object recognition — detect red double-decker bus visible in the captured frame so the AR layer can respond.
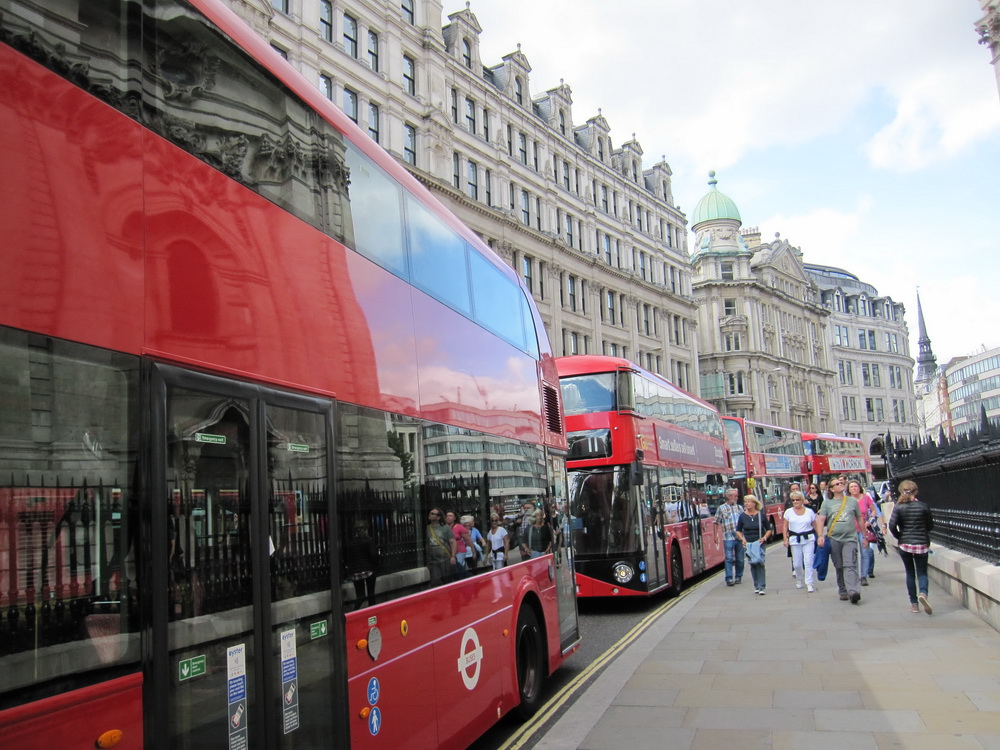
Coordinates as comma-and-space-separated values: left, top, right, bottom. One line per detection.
556, 356, 731, 598
721, 417, 806, 533
0, 2, 579, 747
802, 433, 873, 488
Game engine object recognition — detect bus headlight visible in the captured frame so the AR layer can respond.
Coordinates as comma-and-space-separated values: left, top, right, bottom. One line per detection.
611, 562, 634, 584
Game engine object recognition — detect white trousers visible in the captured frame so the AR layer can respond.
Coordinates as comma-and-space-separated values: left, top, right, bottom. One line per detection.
790, 542, 815, 585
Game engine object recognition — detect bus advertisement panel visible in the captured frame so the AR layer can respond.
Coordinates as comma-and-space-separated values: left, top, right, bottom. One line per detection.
722, 417, 806, 532
557, 356, 731, 598
0, 2, 578, 747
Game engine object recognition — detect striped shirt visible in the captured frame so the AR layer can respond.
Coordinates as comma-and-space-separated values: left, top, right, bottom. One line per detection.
714, 502, 742, 541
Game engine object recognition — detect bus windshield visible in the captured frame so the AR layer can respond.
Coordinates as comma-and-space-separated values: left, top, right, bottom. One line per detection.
568, 467, 641, 556
561, 373, 617, 416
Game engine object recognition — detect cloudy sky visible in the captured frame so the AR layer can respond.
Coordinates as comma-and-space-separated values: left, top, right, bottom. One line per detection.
466, 0, 1000, 367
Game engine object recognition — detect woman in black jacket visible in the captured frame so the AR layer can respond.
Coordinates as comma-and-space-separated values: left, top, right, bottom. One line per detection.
888, 480, 934, 615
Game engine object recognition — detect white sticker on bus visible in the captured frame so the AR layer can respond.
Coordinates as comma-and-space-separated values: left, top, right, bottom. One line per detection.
457, 628, 484, 690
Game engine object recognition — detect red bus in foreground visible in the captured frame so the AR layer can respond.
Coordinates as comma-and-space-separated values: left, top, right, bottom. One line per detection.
722, 417, 806, 533
802, 433, 873, 488
0, 1, 579, 747
556, 356, 731, 598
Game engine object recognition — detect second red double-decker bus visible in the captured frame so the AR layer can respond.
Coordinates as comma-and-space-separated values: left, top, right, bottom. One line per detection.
722, 417, 806, 533
802, 433, 873, 488
0, 1, 579, 748
556, 356, 731, 598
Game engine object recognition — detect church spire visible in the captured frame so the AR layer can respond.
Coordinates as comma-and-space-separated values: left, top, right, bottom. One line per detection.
914, 289, 938, 386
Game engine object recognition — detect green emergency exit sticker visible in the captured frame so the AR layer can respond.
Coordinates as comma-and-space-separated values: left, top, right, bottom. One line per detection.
195, 433, 226, 445
287, 443, 310, 452
178, 654, 207, 681
310, 620, 328, 639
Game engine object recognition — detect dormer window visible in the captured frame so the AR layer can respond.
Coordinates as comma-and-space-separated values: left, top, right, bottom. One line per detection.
632, 162, 638, 182
598, 137, 604, 161
559, 110, 566, 135
515, 77, 524, 105
462, 38, 472, 68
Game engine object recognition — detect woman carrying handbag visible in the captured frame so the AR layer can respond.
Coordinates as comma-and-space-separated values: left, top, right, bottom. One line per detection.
735, 495, 772, 595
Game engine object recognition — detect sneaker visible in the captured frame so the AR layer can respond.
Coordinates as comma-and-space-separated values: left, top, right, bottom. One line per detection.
908, 604, 920, 613
919, 593, 933, 615
735, 578, 742, 584
758, 590, 766, 595
792, 570, 797, 578
726, 580, 734, 587
860, 578, 869, 587
850, 591, 861, 604
839, 593, 849, 601
869, 572, 875, 578
807, 585, 816, 593
754, 589, 760, 594
795, 581, 803, 589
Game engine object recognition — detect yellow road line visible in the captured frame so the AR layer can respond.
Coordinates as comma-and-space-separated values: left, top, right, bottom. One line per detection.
501, 577, 711, 749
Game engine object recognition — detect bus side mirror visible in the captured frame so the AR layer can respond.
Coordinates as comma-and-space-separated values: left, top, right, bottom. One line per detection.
630, 460, 643, 486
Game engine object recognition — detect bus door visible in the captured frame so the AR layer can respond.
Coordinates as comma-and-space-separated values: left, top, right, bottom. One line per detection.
643, 468, 668, 591
683, 472, 706, 576
149, 365, 348, 749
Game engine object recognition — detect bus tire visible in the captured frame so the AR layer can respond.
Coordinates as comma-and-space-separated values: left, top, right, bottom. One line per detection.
667, 546, 684, 597
514, 605, 546, 720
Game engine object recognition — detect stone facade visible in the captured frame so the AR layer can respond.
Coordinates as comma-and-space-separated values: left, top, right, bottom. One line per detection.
805, 264, 920, 478
228, 0, 699, 387
689, 175, 836, 432
977, 0, 1000, 102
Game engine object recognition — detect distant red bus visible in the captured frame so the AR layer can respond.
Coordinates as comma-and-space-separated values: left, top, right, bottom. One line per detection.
0, 1, 579, 747
556, 356, 731, 598
802, 433, 873, 488
722, 417, 806, 532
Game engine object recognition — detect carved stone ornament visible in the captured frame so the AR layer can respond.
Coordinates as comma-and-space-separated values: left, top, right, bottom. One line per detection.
155, 40, 219, 103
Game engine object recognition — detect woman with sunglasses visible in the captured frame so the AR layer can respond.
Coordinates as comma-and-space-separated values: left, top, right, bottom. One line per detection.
805, 483, 822, 507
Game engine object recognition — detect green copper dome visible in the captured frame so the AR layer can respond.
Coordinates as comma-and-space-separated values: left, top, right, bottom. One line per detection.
691, 171, 741, 226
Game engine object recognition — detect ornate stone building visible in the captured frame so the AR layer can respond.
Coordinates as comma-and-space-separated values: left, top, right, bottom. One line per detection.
804, 265, 920, 479
690, 174, 836, 432
977, 0, 1000, 101
225, 0, 699, 387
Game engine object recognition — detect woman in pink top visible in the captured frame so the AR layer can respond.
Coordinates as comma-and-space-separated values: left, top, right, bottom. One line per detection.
848, 480, 879, 586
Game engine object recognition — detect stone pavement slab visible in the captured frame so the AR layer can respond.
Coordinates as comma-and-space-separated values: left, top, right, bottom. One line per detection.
534, 555, 1000, 750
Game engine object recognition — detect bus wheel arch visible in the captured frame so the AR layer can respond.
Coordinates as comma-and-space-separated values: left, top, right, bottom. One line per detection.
513, 597, 547, 720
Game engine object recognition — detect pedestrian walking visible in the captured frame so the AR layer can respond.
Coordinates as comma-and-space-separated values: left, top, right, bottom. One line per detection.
735, 495, 772, 595
815, 477, 863, 604
888, 479, 935, 615
782, 491, 817, 592
848, 480, 879, 586
713, 487, 745, 585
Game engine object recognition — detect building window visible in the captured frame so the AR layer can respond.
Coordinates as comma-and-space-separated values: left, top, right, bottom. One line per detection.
403, 124, 416, 165
402, 55, 416, 95
465, 98, 476, 133
564, 213, 574, 248
272, 0, 288, 13
484, 169, 492, 206
368, 103, 380, 142
343, 88, 358, 122
368, 31, 379, 71
451, 88, 458, 123
727, 372, 745, 395
842, 396, 858, 421
723, 298, 737, 317
320, 1, 333, 42
866, 397, 885, 422
482, 107, 490, 142
721, 261, 734, 281
871, 364, 881, 387
567, 276, 578, 312
559, 110, 566, 135
639, 252, 647, 280
520, 190, 530, 225
401, 0, 414, 25
523, 256, 534, 292
453, 152, 461, 189
462, 38, 472, 68
598, 137, 604, 161
838, 360, 854, 386
642, 305, 651, 335
518, 133, 527, 164
606, 291, 616, 323
271, 44, 288, 59
569, 331, 579, 355
515, 76, 524, 105
506, 124, 513, 156
724, 331, 742, 351
467, 161, 478, 200
319, 73, 333, 100
343, 14, 358, 58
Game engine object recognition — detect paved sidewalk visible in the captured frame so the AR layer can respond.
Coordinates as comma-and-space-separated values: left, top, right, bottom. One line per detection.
536, 554, 1000, 750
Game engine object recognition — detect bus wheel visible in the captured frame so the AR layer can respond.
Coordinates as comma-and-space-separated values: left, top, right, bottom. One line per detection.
668, 547, 684, 597
514, 605, 545, 720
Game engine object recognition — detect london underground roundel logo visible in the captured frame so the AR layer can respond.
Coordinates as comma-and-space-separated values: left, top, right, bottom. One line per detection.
457, 627, 484, 690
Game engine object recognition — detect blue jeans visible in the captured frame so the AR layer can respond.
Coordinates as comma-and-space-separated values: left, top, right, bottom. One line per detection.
724, 539, 745, 582
749, 552, 767, 591
859, 534, 874, 578
898, 548, 929, 604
